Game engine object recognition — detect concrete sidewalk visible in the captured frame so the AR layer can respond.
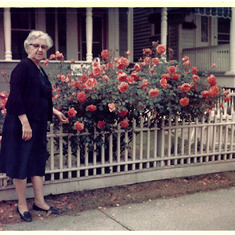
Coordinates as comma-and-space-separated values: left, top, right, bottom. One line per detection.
2, 186, 235, 231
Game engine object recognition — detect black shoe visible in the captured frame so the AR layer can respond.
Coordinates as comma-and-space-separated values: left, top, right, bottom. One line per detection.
17, 207, 32, 222
32, 203, 60, 214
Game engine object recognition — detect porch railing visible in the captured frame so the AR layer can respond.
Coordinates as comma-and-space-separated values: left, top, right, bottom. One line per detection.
1, 99, 235, 201
183, 44, 230, 73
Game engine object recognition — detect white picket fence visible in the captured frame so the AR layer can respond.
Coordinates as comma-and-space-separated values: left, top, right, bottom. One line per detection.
0, 97, 235, 200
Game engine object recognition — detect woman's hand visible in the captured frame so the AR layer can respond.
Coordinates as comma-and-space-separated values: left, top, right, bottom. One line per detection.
18, 114, 32, 141
53, 108, 69, 124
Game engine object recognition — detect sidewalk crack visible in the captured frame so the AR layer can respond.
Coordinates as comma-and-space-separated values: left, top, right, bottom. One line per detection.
97, 209, 132, 231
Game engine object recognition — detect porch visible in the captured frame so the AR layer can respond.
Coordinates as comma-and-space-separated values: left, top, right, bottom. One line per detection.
182, 44, 235, 88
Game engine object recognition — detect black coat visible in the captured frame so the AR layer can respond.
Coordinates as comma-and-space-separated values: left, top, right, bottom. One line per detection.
6, 58, 53, 121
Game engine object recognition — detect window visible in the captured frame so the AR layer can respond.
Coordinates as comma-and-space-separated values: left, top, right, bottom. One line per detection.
11, 8, 35, 59
201, 16, 208, 42
119, 8, 128, 57
46, 8, 67, 59
218, 18, 230, 44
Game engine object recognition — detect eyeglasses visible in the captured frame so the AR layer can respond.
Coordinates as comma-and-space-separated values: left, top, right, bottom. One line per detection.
29, 43, 48, 50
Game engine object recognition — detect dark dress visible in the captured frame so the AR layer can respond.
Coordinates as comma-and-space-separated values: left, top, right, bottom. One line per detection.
0, 58, 53, 179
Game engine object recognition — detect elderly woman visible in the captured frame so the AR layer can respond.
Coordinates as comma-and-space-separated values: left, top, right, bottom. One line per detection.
0, 30, 68, 222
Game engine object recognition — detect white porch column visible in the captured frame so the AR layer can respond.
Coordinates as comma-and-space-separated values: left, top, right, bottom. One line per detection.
161, 7, 168, 48
108, 8, 119, 58
66, 8, 78, 60
86, 8, 93, 62
225, 7, 235, 75
128, 8, 134, 62
4, 8, 12, 60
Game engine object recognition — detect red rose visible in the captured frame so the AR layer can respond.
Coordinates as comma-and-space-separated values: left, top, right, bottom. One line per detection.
180, 97, 189, 106
93, 67, 103, 77
207, 74, 217, 86
143, 48, 152, 56
85, 78, 98, 90
102, 75, 109, 82
108, 103, 116, 112
77, 92, 87, 102
74, 121, 84, 131
120, 119, 129, 128
117, 57, 129, 69
1, 71, 6, 76
0, 91, 8, 99
224, 89, 230, 95
101, 49, 109, 59
127, 76, 135, 84
52, 94, 60, 101
182, 56, 189, 62
149, 88, 160, 98
119, 110, 128, 117
43, 59, 49, 66
67, 107, 77, 117
57, 74, 62, 80
192, 75, 200, 82
55, 51, 64, 60
178, 83, 191, 92
107, 62, 114, 69
80, 74, 89, 83
117, 72, 127, 82
172, 74, 180, 81
1, 108, 6, 115
131, 71, 138, 81
161, 73, 171, 81
190, 83, 197, 90
92, 61, 100, 68
152, 57, 159, 65
140, 79, 149, 89
209, 86, 219, 97
49, 54, 55, 60
160, 78, 169, 88
183, 60, 191, 66
125, 50, 131, 56
168, 66, 176, 74
191, 66, 198, 74
118, 82, 129, 93
134, 64, 141, 72
144, 57, 151, 65
97, 121, 105, 129
156, 44, 166, 54
0, 98, 7, 109
201, 91, 210, 98
87, 105, 97, 112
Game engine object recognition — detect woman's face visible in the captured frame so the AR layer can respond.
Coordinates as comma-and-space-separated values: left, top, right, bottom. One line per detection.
27, 38, 48, 64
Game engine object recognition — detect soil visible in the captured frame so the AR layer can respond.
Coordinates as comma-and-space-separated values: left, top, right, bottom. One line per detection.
1, 171, 235, 229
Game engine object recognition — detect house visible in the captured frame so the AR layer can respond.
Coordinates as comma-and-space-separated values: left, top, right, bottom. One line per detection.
0, 7, 234, 91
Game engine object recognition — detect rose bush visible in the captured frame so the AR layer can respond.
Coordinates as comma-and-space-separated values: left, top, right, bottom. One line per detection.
46, 44, 230, 154
0, 44, 231, 153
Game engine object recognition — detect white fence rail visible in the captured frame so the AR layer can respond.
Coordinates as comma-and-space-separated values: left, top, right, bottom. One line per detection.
183, 44, 230, 73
